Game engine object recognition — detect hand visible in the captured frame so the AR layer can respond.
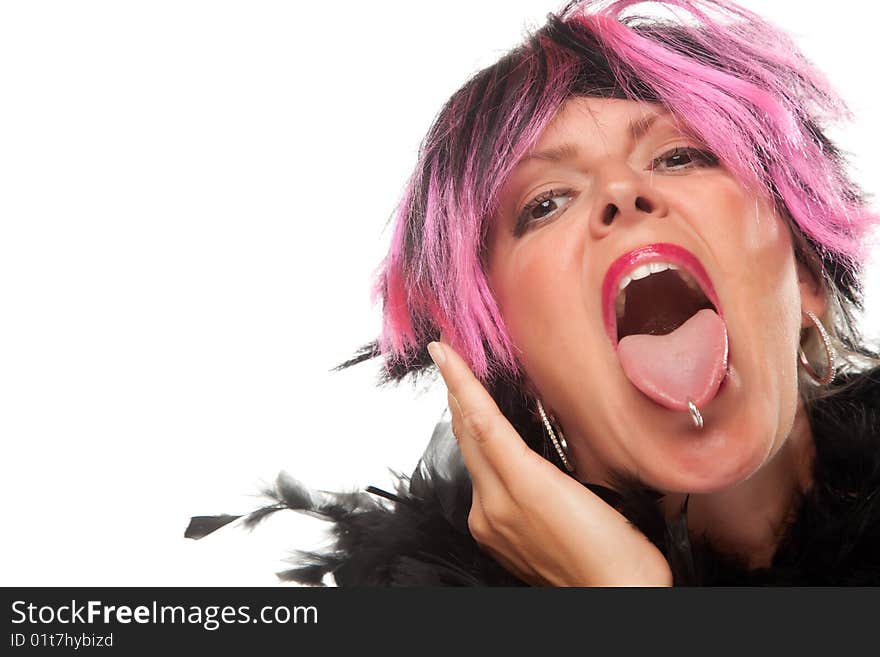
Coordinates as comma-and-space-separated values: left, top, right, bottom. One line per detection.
427, 340, 673, 587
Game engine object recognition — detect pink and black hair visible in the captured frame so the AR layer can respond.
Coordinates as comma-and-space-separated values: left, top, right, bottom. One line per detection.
342, 0, 878, 386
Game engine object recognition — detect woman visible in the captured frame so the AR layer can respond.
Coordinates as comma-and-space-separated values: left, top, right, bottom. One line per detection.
188, 0, 880, 585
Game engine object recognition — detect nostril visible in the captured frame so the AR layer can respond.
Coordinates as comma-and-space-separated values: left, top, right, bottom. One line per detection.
634, 196, 654, 213
602, 203, 618, 225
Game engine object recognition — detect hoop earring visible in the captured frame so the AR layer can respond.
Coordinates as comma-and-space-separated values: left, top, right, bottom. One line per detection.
535, 399, 575, 473
798, 309, 835, 385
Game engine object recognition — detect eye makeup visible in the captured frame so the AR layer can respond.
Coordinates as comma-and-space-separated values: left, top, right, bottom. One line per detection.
514, 187, 576, 236
511, 144, 719, 236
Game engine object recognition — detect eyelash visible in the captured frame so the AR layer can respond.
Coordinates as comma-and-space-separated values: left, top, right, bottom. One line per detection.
516, 188, 575, 235
651, 146, 719, 172
514, 146, 719, 234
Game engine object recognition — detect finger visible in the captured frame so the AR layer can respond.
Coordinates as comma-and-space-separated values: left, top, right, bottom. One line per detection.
430, 339, 507, 490
427, 340, 538, 488
446, 385, 505, 495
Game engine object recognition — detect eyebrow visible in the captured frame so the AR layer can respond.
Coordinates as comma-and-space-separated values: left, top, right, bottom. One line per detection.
516, 110, 670, 167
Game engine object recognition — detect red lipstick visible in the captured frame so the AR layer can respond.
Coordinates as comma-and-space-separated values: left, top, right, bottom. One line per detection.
602, 243, 722, 346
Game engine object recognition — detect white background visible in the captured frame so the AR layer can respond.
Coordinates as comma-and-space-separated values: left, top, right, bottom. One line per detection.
1, 1, 878, 586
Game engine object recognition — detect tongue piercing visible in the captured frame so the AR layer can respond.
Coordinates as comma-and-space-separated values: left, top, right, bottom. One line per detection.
687, 398, 704, 430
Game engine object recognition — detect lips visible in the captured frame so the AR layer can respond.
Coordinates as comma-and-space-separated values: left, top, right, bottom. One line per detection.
601, 243, 722, 347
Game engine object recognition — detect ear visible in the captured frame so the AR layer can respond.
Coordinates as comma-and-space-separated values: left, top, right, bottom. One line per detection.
796, 260, 828, 328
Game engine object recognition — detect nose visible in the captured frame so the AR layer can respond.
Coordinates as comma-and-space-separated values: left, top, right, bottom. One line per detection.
588, 166, 669, 239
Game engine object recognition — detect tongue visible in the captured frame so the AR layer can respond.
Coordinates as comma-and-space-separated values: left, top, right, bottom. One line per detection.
617, 308, 728, 412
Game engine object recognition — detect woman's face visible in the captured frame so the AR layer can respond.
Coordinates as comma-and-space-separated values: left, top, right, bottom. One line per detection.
486, 97, 826, 494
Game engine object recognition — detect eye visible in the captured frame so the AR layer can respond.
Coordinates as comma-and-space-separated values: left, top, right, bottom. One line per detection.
515, 188, 575, 235
650, 146, 719, 172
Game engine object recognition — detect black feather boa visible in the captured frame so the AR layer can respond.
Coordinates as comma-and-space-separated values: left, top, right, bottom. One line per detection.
186, 368, 880, 586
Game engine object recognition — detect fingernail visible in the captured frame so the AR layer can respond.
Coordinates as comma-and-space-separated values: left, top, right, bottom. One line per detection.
427, 341, 446, 367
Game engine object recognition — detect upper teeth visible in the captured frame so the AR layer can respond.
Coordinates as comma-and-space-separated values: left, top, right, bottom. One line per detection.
618, 262, 679, 291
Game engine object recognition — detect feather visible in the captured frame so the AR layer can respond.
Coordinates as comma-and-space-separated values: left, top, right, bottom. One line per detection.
273, 471, 316, 509
188, 366, 880, 586
665, 495, 698, 586
240, 503, 287, 530
184, 514, 241, 539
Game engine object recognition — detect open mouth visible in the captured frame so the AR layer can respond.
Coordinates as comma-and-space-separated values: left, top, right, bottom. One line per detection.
615, 263, 717, 342
601, 243, 728, 414
602, 243, 722, 347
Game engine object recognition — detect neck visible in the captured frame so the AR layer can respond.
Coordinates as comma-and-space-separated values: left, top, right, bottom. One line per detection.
659, 401, 816, 569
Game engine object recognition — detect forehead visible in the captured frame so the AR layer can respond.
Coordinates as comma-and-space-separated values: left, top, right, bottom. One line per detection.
530, 97, 678, 150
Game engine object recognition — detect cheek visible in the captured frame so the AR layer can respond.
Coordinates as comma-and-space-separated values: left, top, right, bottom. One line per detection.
693, 178, 800, 326
490, 244, 564, 339
723, 190, 799, 334
488, 231, 588, 369
725, 197, 793, 293
703, 181, 802, 445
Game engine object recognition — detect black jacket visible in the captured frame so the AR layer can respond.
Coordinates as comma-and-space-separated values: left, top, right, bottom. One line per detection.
186, 368, 880, 586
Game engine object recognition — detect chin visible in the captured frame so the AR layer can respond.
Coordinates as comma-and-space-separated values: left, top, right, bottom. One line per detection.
622, 342, 799, 493
643, 444, 769, 494
634, 392, 783, 495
